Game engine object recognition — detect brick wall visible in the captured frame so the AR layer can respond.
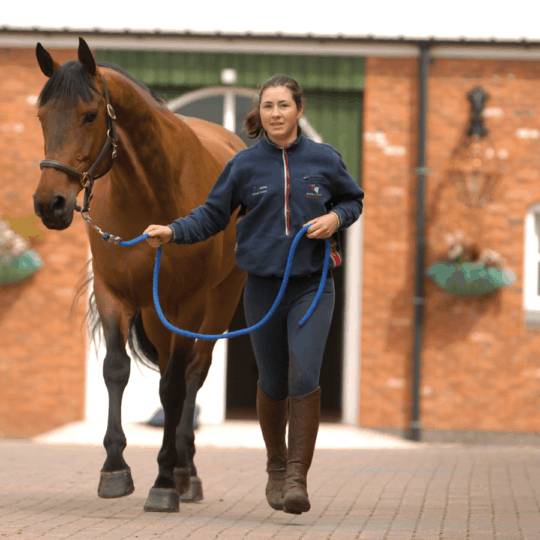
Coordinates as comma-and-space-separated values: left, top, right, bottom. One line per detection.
0, 47, 87, 438
361, 57, 418, 429
361, 55, 540, 432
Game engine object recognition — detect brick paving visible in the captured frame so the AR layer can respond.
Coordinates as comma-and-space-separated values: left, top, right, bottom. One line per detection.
1, 440, 540, 539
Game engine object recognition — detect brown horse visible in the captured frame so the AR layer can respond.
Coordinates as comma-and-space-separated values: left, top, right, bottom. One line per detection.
33, 38, 247, 512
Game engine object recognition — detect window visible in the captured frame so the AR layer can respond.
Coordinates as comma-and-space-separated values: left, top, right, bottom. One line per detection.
524, 204, 540, 327
166, 87, 322, 145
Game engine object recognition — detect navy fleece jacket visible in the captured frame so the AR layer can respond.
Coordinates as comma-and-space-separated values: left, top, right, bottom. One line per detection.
168, 133, 364, 277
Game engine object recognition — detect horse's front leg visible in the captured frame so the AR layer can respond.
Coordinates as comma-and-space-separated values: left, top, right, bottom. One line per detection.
144, 338, 191, 513
95, 284, 135, 498
98, 330, 134, 498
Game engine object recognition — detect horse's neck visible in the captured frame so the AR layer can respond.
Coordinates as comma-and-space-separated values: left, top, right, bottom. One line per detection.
104, 71, 199, 220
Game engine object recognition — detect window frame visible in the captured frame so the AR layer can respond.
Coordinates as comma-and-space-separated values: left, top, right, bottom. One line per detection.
524, 204, 540, 327
166, 87, 323, 143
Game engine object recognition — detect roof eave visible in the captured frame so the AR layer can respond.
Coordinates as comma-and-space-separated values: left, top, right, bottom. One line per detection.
1, 26, 540, 48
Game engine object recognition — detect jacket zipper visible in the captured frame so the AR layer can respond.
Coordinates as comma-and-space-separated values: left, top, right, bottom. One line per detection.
281, 147, 290, 235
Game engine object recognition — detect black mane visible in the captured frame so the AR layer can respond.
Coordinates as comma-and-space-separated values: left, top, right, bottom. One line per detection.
38, 61, 165, 107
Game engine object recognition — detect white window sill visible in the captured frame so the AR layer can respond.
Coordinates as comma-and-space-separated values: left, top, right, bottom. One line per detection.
524, 309, 540, 329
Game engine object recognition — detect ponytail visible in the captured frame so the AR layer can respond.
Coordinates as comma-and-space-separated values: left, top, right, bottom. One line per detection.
243, 107, 263, 139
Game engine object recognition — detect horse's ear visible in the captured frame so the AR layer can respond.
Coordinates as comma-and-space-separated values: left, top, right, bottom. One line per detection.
36, 43, 61, 78
78, 37, 97, 77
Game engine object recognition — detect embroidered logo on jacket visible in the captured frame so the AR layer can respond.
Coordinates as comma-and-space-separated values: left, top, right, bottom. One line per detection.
306, 184, 322, 198
252, 186, 268, 196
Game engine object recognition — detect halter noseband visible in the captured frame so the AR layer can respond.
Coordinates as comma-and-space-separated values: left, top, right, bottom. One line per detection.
39, 75, 118, 215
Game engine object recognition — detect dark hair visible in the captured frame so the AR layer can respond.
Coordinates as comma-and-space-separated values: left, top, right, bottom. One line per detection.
243, 75, 306, 139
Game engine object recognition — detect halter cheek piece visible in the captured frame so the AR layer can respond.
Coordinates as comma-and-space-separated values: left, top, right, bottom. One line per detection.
39, 75, 118, 220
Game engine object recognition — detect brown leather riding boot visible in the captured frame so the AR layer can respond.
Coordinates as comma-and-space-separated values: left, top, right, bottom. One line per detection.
282, 386, 321, 515
256, 383, 288, 510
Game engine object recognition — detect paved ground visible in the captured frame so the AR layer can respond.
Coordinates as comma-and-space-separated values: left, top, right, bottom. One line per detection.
1, 422, 540, 539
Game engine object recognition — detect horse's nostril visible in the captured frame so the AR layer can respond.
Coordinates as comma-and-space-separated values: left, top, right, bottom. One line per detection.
51, 195, 66, 215
33, 199, 42, 218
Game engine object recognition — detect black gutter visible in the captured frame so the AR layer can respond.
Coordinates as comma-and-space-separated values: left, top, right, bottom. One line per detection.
406, 43, 430, 442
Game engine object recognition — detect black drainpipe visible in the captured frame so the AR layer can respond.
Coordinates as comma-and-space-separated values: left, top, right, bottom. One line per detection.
406, 42, 430, 442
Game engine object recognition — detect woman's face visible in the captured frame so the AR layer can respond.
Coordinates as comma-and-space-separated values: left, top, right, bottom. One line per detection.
260, 86, 304, 146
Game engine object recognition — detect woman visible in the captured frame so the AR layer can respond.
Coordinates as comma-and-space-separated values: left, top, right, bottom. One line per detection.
144, 75, 364, 515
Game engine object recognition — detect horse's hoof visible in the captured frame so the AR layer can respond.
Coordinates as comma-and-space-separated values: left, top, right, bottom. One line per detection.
144, 488, 180, 513
174, 467, 191, 495
98, 469, 135, 498
179, 476, 203, 502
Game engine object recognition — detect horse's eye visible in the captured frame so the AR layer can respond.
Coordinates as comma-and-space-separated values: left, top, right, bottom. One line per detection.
83, 112, 98, 124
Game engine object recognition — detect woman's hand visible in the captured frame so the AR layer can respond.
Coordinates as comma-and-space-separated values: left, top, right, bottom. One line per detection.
304, 213, 339, 239
144, 224, 173, 248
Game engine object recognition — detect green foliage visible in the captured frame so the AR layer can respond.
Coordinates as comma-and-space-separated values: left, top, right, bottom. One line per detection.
0, 250, 42, 285
425, 261, 516, 297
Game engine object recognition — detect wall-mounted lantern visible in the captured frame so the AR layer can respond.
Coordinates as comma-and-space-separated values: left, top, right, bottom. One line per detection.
446, 87, 503, 209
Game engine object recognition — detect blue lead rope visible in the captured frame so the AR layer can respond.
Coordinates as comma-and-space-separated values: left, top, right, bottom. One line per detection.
109, 224, 330, 341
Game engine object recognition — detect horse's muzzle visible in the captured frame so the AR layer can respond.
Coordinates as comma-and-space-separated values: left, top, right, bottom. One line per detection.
33, 192, 74, 230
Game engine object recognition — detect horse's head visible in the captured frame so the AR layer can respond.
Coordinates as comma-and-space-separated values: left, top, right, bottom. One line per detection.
33, 38, 113, 230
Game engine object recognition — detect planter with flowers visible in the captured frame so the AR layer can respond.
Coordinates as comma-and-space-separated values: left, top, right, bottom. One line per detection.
0, 220, 42, 285
425, 232, 516, 297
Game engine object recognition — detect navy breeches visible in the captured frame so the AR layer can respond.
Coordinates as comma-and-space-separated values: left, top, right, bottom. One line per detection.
243, 272, 335, 400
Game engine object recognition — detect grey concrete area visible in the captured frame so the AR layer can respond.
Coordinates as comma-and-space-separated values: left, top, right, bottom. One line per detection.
1, 431, 540, 539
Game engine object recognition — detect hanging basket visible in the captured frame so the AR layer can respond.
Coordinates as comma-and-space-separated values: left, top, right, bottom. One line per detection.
0, 250, 42, 285
425, 261, 516, 297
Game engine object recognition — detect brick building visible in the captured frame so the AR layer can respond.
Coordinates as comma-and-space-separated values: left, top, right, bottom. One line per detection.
363, 54, 540, 438
0, 47, 88, 437
1, 14, 540, 440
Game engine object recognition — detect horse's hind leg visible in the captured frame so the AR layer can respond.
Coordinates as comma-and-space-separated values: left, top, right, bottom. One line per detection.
175, 266, 246, 502
174, 343, 213, 502
143, 322, 194, 513
94, 280, 135, 498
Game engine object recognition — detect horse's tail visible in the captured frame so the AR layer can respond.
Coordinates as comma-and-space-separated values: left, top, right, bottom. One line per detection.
71, 260, 102, 352
72, 260, 159, 372
128, 311, 160, 372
